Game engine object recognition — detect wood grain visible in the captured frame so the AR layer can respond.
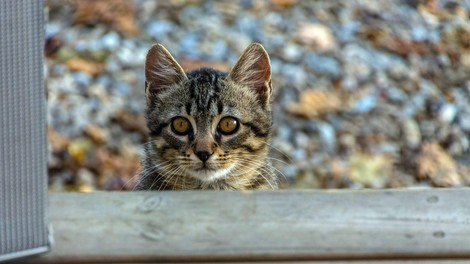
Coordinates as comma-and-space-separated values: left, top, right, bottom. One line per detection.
26, 189, 470, 263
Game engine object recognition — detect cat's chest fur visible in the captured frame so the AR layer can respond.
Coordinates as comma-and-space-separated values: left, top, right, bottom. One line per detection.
135, 43, 278, 191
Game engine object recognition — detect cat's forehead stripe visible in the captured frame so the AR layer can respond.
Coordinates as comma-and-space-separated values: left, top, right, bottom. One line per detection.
185, 103, 191, 115
217, 102, 224, 115
186, 70, 225, 114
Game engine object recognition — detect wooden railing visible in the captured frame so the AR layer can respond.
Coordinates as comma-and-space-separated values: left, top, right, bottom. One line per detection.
23, 189, 470, 263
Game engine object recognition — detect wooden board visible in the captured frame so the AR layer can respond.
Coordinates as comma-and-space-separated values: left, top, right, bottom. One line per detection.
25, 189, 470, 263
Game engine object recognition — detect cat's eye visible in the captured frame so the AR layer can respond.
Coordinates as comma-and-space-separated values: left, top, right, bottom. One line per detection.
171, 117, 191, 135
217, 116, 239, 135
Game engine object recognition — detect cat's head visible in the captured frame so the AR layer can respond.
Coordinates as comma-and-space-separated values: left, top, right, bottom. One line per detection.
144, 43, 272, 183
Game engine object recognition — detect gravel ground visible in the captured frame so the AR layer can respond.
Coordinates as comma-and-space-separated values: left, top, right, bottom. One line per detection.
45, 0, 470, 191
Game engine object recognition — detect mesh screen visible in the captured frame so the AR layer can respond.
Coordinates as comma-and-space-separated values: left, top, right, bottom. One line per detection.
0, 0, 49, 260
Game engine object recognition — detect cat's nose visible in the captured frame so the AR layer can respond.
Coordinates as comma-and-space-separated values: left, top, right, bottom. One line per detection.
196, 151, 212, 162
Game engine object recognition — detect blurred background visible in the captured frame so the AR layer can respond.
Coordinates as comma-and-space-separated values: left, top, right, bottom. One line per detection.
45, 0, 470, 191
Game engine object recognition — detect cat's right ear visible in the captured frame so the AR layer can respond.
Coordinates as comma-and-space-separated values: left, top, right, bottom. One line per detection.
145, 44, 187, 104
228, 43, 272, 107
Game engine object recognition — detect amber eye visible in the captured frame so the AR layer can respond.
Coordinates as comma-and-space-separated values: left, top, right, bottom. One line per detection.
171, 117, 191, 135
218, 116, 239, 135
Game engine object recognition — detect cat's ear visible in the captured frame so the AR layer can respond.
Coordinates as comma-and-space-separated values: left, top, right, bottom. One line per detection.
228, 43, 272, 106
145, 44, 187, 103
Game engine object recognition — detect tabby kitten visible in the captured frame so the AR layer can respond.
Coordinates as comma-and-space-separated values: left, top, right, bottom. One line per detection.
135, 43, 278, 190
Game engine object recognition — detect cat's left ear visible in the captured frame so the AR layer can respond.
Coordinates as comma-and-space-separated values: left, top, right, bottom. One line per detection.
145, 44, 187, 104
228, 43, 272, 106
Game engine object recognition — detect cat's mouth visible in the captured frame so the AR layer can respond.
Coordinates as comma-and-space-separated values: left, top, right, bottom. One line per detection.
188, 165, 234, 182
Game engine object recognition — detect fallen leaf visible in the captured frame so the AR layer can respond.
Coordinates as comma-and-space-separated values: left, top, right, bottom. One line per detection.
416, 142, 462, 187
286, 89, 342, 118
295, 23, 337, 51
72, 0, 138, 36
112, 111, 148, 136
67, 138, 93, 164
84, 124, 108, 144
65, 58, 105, 76
272, 0, 297, 9
348, 153, 393, 188
48, 127, 70, 153
359, 25, 430, 56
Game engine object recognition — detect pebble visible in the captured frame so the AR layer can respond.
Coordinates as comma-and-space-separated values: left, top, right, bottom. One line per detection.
294, 131, 310, 148
72, 72, 92, 88
235, 15, 264, 41
276, 125, 292, 141
342, 54, 372, 81
333, 21, 361, 43
281, 64, 307, 88
101, 31, 121, 50
386, 86, 408, 102
438, 104, 458, 123
281, 43, 303, 62
411, 25, 429, 42
317, 122, 336, 153
305, 53, 341, 77
291, 149, 307, 161
206, 39, 228, 61
146, 21, 175, 39
401, 119, 421, 149
459, 114, 470, 132
353, 94, 377, 113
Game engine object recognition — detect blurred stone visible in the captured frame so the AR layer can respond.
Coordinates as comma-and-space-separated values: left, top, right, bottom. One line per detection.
45, 35, 62, 57
352, 94, 376, 113
146, 21, 175, 39
317, 122, 336, 153
276, 125, 292, 141
401, 119, 421, 149
387, 172, 416, 188
348, 153, 393, 188
438, 103, 458, 123
459, 113, 470, 132
294, 170, 320, 189
294, 131, 310, 148
281, 43, 303, 62
77, 168, 96, 192
72, 72, 92, 88
280, 64, 307, 88
101, 31, 121, 50
291, 149, 307, 161
305, 53, 341, 77
338, 133, 356, 153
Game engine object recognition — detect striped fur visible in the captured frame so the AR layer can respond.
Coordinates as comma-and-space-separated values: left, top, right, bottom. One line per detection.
135, 43, 277, 191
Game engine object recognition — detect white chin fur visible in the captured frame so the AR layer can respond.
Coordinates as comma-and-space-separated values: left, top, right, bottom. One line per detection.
189, 166, 234, 182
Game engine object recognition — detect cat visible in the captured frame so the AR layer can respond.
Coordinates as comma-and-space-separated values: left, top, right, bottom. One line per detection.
135, 43, 278, 190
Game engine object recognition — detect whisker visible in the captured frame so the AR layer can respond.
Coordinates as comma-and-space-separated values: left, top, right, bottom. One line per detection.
230, 157, 287, 184
130, 160, 173, 191
255, 139, 294, 163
